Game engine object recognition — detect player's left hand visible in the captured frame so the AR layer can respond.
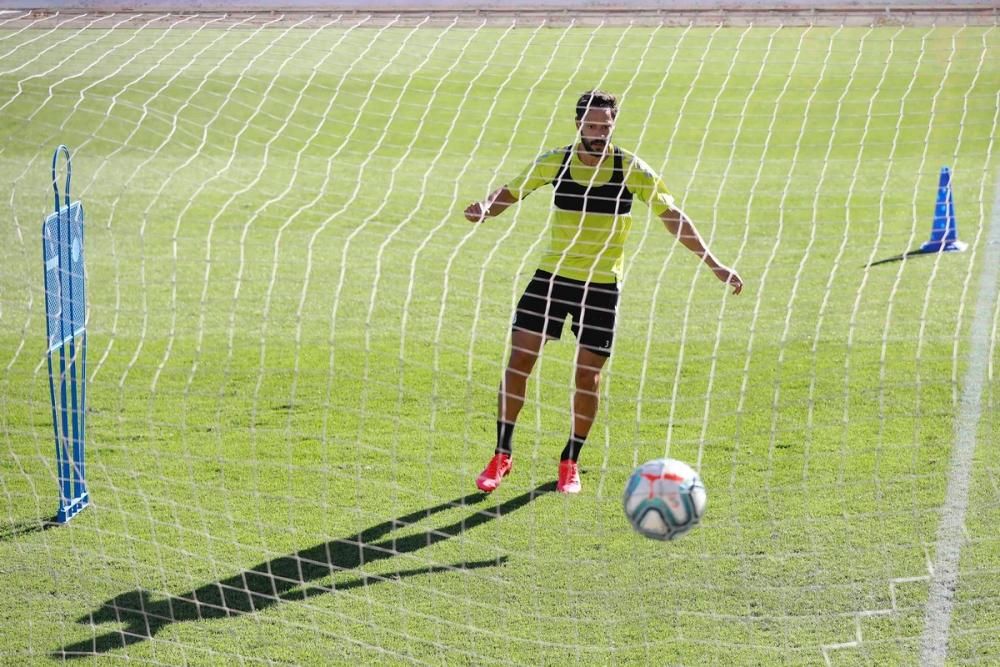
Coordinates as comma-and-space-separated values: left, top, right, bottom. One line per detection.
464, 201, 487, 223
713, 265, 743, 295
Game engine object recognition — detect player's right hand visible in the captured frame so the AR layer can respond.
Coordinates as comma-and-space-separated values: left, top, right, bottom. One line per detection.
713, 265, 744, 295
464, 202, 487, 223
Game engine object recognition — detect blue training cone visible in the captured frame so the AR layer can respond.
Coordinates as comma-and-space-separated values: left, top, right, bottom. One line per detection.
919, 166, 967, 253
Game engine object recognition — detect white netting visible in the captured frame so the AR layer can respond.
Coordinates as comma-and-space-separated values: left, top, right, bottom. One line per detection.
1, 10, 998, 665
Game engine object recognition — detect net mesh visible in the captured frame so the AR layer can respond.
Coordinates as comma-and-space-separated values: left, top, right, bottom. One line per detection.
1, 10, 998, 664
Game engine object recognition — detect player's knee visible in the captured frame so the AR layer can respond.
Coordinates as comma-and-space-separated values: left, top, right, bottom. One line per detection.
508, 349, 537, 374
575, 367, 601, 392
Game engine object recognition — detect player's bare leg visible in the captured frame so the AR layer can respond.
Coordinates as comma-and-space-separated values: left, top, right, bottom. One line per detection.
558, 346, 610, 493
476, 330, 545, 492
498, 329, 545, 425
572, 346, 609, 437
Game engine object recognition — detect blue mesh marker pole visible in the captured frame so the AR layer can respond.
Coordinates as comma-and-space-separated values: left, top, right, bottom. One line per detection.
43, 145, 89, 523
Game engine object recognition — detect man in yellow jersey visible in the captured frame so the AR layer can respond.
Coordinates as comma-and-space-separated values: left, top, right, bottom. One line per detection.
464, 90, 743, 494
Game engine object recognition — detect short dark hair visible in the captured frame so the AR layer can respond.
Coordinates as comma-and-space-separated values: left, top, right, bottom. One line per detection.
575, 90, 618, 121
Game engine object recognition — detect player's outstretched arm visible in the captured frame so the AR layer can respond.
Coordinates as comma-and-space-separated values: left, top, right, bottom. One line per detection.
660, 206, 743, 295
464, 187, 519, 223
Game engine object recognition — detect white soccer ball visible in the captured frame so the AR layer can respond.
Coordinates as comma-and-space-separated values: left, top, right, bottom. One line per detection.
623, 458, 706, 540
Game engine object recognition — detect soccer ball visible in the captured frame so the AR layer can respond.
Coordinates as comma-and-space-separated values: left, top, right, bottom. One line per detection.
623, 458, 706, 540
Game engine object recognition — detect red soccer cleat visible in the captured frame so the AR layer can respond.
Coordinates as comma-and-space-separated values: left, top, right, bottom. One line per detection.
556, 459, 581, 494
476, 453, 512, 493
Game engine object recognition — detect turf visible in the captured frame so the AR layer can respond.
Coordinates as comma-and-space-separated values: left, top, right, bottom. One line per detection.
1, 18, 998, 665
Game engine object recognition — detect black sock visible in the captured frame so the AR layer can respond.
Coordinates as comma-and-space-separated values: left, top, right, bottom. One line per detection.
496, 421, 515, 456
560, 433, 587, 462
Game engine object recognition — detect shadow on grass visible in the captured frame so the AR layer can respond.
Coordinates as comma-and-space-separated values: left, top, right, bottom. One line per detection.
865, 247, 962, 267
0, 516, 59, 542
55, 482, 555, 658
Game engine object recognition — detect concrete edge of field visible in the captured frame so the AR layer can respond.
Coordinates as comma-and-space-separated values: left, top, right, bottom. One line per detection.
0, 1, 997, 27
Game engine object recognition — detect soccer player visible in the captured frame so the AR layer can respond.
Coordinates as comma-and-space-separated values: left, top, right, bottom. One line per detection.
464, 90, 743, 494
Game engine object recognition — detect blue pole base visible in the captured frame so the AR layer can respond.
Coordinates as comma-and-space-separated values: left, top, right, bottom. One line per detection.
919, 239, 968, 253
56, 492, 89, 524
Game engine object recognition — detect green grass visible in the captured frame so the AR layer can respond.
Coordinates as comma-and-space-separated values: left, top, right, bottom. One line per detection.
1, 19, 998, 665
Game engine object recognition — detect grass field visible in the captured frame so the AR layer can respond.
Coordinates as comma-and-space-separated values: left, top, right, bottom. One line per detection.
1, 15, 998, 665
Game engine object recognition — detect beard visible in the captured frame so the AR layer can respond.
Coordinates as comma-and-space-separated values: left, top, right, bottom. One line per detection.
580, 136, 608, 155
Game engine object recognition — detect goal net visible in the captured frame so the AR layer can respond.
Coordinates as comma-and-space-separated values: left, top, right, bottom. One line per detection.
1, 7, 997, 664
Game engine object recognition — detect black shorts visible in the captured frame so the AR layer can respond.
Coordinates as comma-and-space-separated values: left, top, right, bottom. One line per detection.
512, 269, 620, 357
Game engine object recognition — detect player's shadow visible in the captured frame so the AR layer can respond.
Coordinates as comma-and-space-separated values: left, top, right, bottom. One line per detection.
55, 482, 554, 659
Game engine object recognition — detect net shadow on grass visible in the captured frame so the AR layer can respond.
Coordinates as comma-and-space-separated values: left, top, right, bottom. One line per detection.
55, 482, 555, 658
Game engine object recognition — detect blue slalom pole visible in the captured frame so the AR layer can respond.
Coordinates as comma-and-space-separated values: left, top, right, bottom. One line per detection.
920, 166, 967, 254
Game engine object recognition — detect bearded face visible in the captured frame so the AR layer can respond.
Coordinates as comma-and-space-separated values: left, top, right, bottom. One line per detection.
576, 106, 615, 158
